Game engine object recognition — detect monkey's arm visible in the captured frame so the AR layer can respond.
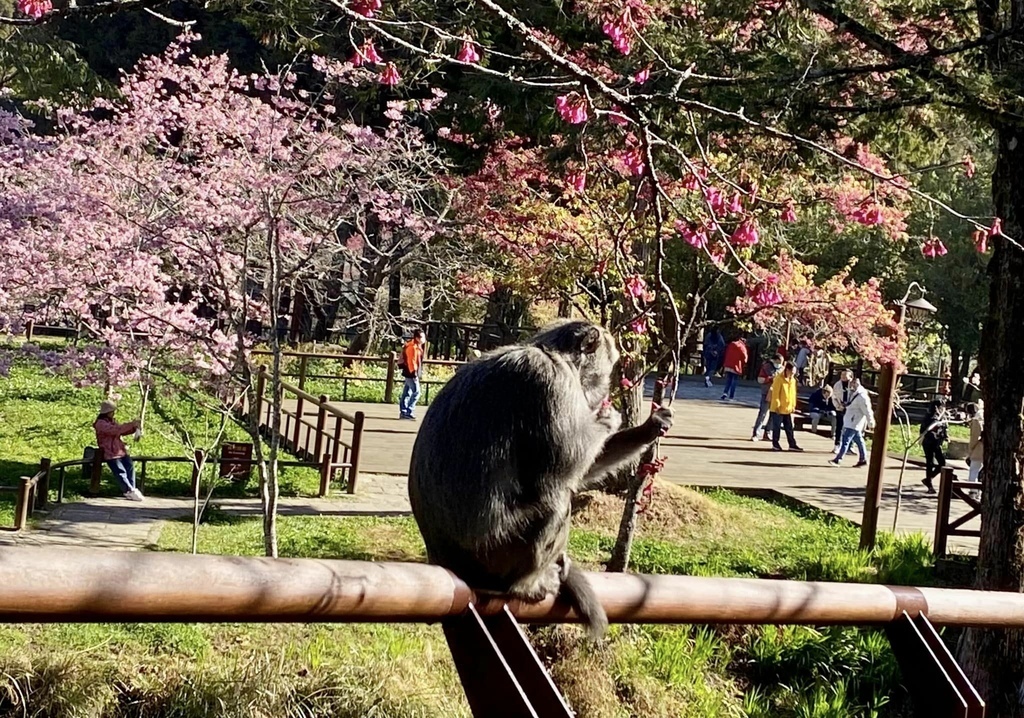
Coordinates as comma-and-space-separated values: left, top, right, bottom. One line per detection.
577, 408, 672, 490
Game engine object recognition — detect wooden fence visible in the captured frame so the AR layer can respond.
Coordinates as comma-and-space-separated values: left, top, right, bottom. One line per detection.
934, 466, 982, 558
0, 546, 1003, 716
252, 365, 365, 495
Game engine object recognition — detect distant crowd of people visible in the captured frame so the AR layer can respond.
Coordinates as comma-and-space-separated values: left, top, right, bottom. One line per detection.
700, 328, 985, 488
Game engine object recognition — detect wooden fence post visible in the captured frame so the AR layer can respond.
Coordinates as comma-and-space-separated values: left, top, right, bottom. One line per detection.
14, 477, 31, 531
34, 458, 51, 511
933, 467, 954, 558
298, 355, 309, 391
384, 352, 397, 404
254, 365, 268, 428
90, 448, 104, 495
313, 395, 328, 462
191, 449, 205, 496
347, 411, 365, 494
319, 452, 331, 498
24, 319, 34, 342
292, 393, 305, 454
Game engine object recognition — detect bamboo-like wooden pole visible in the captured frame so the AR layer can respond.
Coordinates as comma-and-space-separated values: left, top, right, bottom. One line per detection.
0, 548, 1022, 627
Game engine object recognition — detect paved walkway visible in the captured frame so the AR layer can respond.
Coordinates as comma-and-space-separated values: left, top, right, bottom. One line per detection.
4, 378, 978, 553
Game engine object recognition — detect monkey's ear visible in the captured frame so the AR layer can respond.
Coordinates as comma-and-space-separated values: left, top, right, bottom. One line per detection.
577, 325, 603, 354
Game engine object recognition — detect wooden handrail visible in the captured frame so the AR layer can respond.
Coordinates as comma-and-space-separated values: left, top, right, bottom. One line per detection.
0, 547, 1020, 627
252, 350, 391, 362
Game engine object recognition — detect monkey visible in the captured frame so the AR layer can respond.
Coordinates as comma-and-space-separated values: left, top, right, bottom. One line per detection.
408, 319, 674, 636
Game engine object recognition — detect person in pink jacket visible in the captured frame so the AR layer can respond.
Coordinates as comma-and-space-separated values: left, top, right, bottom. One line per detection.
720, 336, 749, 401
93, 400, 144, 501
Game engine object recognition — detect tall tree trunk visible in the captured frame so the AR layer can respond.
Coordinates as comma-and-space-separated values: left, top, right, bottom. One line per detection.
388, 266, 402, 326
478, 285, 527, 350
958, 124, 1024, 716
949, 342, 963, 403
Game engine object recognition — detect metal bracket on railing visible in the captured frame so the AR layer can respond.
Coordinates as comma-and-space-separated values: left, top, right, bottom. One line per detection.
443, 604, 573, 718
886, 610, 985, 717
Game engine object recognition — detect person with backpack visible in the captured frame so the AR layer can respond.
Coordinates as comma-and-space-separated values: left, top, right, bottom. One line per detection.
398, 328, 427, 420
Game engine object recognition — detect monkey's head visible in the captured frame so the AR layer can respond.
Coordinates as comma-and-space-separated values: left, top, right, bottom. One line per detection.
530, 320, 619, 410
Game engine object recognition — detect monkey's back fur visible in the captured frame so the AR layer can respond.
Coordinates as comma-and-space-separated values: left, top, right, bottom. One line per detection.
408, 321, 620, 632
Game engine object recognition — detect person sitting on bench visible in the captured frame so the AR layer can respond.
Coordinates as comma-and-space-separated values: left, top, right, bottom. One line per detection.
807, 385, 836, 434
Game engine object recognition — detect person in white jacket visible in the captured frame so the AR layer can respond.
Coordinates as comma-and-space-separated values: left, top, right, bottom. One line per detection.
830, 369, 854, 450
829, 378, 874, 467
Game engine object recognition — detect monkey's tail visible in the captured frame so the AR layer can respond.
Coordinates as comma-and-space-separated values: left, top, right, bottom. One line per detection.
560, 564, 609, 638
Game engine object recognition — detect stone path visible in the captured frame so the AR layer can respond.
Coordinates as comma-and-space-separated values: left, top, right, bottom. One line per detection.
4, 377, 978, 553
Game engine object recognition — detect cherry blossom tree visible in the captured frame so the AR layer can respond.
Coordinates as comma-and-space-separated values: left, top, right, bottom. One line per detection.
0, 31, 448, 556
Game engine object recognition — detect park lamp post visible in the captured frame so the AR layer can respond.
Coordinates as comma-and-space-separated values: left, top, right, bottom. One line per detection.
859, 282, 938, 550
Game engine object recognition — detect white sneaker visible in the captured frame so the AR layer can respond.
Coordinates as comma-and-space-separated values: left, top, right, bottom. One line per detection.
704, 377, 713, 387
124, 490, 143, 502
751, 434, 760, 442
132, 488, 145, 500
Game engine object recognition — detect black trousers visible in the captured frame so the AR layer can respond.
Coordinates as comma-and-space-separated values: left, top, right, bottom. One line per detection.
772, 413, 797, 449
923, 435, 946, 480
833, 411, 845, 443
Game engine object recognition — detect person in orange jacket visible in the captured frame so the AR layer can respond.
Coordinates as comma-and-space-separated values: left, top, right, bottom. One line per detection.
398, 328, 426, 420
720, 336, 748, 401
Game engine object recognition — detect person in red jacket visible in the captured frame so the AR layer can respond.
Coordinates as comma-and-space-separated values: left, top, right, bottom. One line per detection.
398, 328, 426, 420
720, 336, 749, 401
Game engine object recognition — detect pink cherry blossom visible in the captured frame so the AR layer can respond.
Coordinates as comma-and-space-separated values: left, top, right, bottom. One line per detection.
681, 171, 701, 191
565, 170, 586, 192
614, 147, 645, 176
457, 40, 481, 64
351, 0, 382, 17
731, 220, 760, 247
674, 220, 708, 249
16, 0, 51, 18
709, 243, 727, 266
380, 62, 401, 86
555, 93, 589, 124
921, 237, 948, 258
620, 377, 635, 389
726, 192, 744, 214
990, 217, 1003, 236
625, 274, 647, 298
608, 105, 630, 126
703, 186, 726, 214
972, 229, 989, 253
750, 275, 782, 306
634, 66, 651, 84
630, 315, 648, 334
602, 19, 633, 54
963, 154, 976, 178
351, 40, 383, 66
852, 204, 884, 226
781, 202, 798, 223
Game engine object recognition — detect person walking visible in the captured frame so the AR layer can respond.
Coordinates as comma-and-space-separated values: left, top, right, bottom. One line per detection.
829, 378, 873, 467
967, 400, 984, 483
831, 369, 854, 451
920, 399, 948, 494
93, 400, 144, 501
751, 353, 783, 441
769, 361, 803, 452
398, 328, 427, 420
702, 328, 726, 388
794, 339, 812, 385
720, 336, 748, 401
807, 384, 835, 434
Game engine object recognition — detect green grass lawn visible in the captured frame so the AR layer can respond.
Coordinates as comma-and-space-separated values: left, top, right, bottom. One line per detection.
0, 354, 322, 526
885, 421, 969, 459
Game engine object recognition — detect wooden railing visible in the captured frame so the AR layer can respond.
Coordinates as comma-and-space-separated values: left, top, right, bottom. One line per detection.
0, 547, 1000, 715
252, 365, 365, 495
251, 349, 465, 404
934, 466, 982, 558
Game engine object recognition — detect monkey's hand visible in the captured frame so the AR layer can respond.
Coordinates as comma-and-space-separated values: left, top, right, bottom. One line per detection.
595, 396, 622, 433
643, 406, 674, 441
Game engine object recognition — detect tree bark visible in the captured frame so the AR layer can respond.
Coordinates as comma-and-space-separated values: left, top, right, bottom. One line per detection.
949, 342, 963, 403
958, 124, 1024, 716
478, 285, 527, 350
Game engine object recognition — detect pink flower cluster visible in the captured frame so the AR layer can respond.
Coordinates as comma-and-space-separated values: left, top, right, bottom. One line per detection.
555, 93, 589, 124
380, 62, 401, 86
608, 105, 630, 126
625, 274, 647, 298
565, 170, 587, 192
781, 202, 797, 223
457, 40, 481, 64
601, 0, 653, 55
614, 146, 645, 176
633, 66, 651, 84
852, 204, 884, 226
749, 275, 782, 306
731, 220, 760, 247
16, 0, 51, 18
921, 236, 948, 258
963, 154, 976, 179
674, 220, 708, 249
351, 0, 382, 18
351, 40, 383, 66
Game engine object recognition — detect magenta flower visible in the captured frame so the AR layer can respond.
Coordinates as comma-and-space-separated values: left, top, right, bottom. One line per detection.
602, 20, 633, 54
625, 274, 647, 298
565, 170, 586, 193
853, 204, 884, 226
630, 316, 648, 334
921, 237, 948, 258
380, 62, 401, 86
351, 40, 383, 66
16, 0, 51, 17
726, 192, 744, 214
351, 0, 382, 18
457, 40, 481, 64
750, 275, 782, 306
990, 217, 1003, 236
633, 66, 651, 84
972, 229, 988, 253
781, 202, 797, 223
731, 220, 760, 247
555, 93, 589, 124
620, 377, 635, 389
614, 147, 644, 176
703, 186, 725, 214
674, 220, 708, 249
608, 105, 630, 126
963, 154, 976, 178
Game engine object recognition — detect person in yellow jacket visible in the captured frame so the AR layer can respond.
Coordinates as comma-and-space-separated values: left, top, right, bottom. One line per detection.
769, 361, 804, 452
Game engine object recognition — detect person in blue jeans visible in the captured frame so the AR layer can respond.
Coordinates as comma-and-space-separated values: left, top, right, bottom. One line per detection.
829, 378, 874, 468
720, 336, 748, 401
93, 400, 144, 500
751, 353, 783, 441
398, 328, 426, 419
702, 328, 725, 387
